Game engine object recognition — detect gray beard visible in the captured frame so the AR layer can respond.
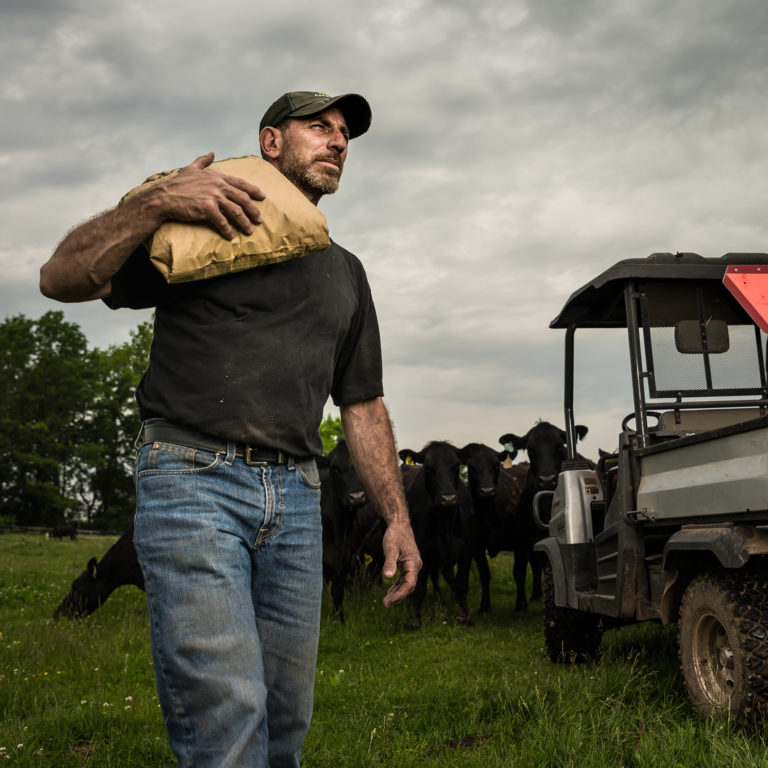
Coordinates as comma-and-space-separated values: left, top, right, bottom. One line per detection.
278, 155, 340, 200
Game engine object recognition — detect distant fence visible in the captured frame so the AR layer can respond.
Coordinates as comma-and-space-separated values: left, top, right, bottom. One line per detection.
0, 526, 124, 537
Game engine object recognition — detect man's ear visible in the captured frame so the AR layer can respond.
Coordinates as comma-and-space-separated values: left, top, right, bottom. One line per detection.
259, 126, 282, 161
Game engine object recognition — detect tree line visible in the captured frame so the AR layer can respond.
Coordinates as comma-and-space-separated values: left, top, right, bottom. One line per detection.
0, 311, 346, 532
0, 311, 152, 531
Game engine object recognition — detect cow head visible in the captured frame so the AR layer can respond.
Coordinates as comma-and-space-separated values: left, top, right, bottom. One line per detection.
399, 441, 463, 509
458, 442, 510, 500
53, 556, 100, 619
499, 422, 587, 491
317, 440, 368, 509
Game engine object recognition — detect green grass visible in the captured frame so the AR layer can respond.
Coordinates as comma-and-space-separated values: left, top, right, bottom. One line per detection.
2, 533, 768, 766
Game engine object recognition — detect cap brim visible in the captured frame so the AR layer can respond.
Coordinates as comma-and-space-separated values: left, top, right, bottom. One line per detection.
289, 93, 372, 139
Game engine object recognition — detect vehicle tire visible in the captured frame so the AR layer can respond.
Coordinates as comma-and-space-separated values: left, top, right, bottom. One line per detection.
678, 569, 768, 722
543, 562, 602, 663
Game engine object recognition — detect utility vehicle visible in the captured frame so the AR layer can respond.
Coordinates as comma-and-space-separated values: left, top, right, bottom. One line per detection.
535, 252, 768, 721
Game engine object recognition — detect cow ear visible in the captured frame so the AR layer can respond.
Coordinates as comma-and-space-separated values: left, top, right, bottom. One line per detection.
398, 448, 422, 465
575, 425, 589, 441
87, 557, 98, 579
457, 445, 471, 463
499, 448, 516, 462
498, 433, 525, 451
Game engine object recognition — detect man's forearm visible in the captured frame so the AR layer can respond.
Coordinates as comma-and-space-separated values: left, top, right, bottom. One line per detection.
339, 398, 409, 523
341, 397, 421, 607
40, 190, 166, 302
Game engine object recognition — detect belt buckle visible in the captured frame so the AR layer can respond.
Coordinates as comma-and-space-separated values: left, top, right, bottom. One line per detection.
245, 446, 268, 466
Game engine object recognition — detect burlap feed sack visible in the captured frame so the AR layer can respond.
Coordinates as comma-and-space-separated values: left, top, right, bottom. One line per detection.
121, 156, 330, 283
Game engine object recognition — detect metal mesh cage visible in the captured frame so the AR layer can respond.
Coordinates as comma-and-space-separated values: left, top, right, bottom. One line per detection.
641, 281, 767, 398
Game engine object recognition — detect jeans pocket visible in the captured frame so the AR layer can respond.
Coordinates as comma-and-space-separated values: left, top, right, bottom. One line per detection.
295, 458, 322, 489
137, 442, 221, 477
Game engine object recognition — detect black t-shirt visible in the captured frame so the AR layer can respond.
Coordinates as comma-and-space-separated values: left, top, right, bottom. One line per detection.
105, 241, 383, 457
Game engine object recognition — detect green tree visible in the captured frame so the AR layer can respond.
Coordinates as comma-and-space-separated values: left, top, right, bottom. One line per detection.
75, 321, 152, 529
319, 413, 344, 454
0, 313, 152, 530
0, 312, 91, 526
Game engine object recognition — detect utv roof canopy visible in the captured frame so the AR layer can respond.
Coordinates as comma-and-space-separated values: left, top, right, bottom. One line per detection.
550, 252, 768, 330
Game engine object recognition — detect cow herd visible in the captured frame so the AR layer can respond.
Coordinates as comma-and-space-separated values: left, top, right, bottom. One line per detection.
53, 421, 588, 628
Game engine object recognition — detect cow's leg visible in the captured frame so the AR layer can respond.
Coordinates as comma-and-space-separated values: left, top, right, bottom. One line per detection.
330, 578, 346, 623
452, 554, 473, 625
430, 563, 446, 603
474, 548, 492, 614
513, 545, 529, 611
439, 562, 456, 589
407, 569, 429, 630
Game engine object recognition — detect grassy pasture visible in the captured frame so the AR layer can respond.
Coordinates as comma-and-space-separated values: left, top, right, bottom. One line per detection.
1, 532, 768, 766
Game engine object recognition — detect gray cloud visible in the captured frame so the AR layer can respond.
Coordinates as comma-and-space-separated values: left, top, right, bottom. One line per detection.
4, 0, 768, 458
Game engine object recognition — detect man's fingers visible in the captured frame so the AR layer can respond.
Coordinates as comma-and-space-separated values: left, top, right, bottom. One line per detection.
382, 582, 406, 608
190, 152, 215, 169
382, 553, 397, 580
204, 205, 237, 241
164, 157, 266, 237
382, 571, 417, 607
381, 553, 421, 608
379, 522, 422, 608
221, 173, 266, 202
383, 577, 407, 607
221, 186, 265, 226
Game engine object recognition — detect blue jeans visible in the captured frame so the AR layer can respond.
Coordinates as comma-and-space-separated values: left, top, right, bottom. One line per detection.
133, 430, 323, 768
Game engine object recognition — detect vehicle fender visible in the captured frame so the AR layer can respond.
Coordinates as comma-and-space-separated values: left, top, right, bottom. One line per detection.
660, 525, 768, 623
535, 536, 569, 607
663, 525, 768, 568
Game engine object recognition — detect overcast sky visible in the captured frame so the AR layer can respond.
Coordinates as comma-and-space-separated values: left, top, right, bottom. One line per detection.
4, 0, 768, 459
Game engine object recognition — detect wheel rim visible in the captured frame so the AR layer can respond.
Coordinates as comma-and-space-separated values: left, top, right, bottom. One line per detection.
691, 610, 735, 708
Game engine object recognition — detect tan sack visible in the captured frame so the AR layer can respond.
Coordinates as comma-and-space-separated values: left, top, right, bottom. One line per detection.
121, 155, 330, 283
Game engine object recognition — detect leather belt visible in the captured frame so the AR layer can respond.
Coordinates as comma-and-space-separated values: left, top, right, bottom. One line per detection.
139, 423, 289, 466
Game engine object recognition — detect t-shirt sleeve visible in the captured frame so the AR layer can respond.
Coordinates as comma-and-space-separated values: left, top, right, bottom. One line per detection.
330, 268, 384, 406
102, 245, 171, 310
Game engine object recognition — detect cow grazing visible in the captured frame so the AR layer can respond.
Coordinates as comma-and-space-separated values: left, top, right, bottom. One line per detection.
398, 441, 475, 629
458, 443, 526, 613
317, 440, 384, 622
53, 523, 143, 619
46, 525, 77, 540
498, 422, 588, 611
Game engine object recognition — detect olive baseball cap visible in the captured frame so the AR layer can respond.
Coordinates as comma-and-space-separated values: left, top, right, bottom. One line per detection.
259, 91, 372, 139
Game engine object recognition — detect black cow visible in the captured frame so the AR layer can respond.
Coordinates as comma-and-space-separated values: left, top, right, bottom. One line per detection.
398, 441, 475, 629
498, 421, 588, 611
317, 441, 384, 622
47, 525, 77, 540
458, 443, 525, 613
53, 524, 143, 619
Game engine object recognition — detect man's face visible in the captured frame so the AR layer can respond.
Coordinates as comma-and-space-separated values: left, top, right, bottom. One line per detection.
276, 106, 350, 203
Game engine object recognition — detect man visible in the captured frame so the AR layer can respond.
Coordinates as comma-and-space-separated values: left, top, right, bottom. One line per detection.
40, 91, 421, 768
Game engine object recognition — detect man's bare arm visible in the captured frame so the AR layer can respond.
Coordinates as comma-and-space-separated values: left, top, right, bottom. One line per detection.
40, 153, 266, 302
340, 397, 422, 607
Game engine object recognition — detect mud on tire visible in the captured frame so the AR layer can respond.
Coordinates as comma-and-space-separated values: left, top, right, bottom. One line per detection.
678, 568, 768, 722
543, 563, 602, 663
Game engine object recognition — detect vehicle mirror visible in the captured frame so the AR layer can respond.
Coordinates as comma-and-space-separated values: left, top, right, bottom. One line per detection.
674, 319, 730, 353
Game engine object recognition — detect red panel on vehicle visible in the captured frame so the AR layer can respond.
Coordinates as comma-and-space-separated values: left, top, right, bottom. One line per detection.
723, 265, 768, 333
